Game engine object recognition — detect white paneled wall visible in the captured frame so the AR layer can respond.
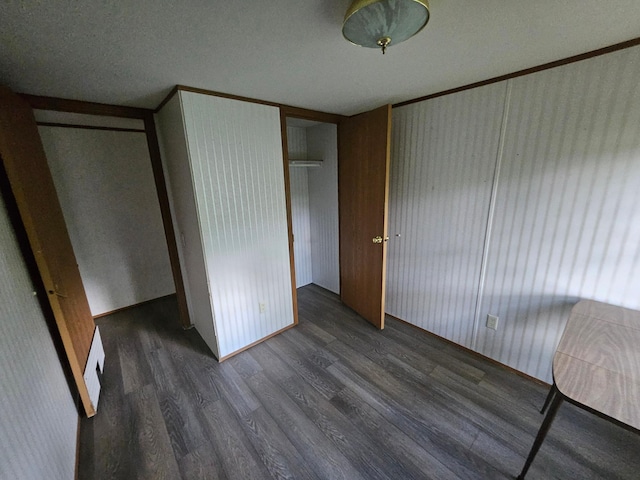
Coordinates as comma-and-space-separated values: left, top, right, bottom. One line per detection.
289, 167, 313, 286
179, 91, 294, 358
0, 193, 77, 480
286, 123, 339, 293
287, 126, 307, 160
156, 96, 219, 357
288, 127, 313, 287
388, 45, 640, 382
477, 47, 640, 381
388, 82, 507, 347
39, 123, 174, 315
307, 124, 340, 294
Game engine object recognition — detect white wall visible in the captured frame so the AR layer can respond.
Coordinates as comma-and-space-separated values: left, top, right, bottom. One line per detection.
287, 126, 313, 287
477, 47, 640, 380
38, 113, 175, 316
156, 96, 219, 357
388, 82, 507, 347
388, 45, 640, 382
307, 123, 340, 294
0, 191, 77, 480
179, 91, 294, 358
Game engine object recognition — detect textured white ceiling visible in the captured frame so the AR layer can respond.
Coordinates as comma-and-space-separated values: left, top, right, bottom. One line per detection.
2, 1, 640, 115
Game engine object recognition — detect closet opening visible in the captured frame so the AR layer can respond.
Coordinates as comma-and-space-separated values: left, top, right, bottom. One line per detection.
284, 116, 340, 304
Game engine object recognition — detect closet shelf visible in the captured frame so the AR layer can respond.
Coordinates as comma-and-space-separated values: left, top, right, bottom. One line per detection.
289, 159, 322, 167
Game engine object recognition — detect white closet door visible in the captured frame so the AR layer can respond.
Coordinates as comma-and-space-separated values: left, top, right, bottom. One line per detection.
180, 92, 294, 358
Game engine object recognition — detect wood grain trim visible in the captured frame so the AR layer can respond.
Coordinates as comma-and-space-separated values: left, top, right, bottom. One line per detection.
218, 323, 296, 362
280, 110, 299, 326
280, 106, 346, 124
143, 113, 192, 329
20, 94, 150, 119
394, 36, 640, 108
36, 122, 145, 133
154, 86, 180, 113
386, 313, 550, 387
92, 293, 178, 320
156, 85, 347, 123
175, 85, 281, 108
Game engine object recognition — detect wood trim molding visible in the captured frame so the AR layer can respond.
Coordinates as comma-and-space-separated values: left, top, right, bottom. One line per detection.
394, 36, 640, 108
280, 110, 299, 326
156, 85, 347, 124
36, 122, 145, 133
20, 93, 150, 119
280, 106, 346, 124
386, 313, 550, 387
154, 86, 180, 113
218, 323, 296, 362
143, 113, 192, 329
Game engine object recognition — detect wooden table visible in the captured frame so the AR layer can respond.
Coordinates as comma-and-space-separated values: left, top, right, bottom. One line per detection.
518, 299, 640, 479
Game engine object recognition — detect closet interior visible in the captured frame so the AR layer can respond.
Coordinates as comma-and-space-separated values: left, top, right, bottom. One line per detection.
285, 118, 340, 295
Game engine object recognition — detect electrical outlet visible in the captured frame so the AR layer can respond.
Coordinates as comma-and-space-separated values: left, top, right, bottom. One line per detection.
486, 314, 499, 330
259, 303, 266, 314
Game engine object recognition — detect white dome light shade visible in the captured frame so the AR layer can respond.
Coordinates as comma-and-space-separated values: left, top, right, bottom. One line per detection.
342, 0, 430, 53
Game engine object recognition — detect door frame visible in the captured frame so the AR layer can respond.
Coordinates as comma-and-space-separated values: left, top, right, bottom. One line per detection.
21, 94, 191, 329
279, 107, 346, 323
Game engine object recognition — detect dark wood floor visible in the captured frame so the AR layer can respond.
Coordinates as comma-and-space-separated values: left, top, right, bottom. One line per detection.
79, 284, 640, 480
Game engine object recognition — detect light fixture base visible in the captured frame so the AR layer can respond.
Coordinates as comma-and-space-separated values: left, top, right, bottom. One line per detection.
342, 0, 430, 52
377, 36, 391, 54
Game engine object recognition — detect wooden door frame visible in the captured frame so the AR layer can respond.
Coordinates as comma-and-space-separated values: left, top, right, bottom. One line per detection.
19, 94, 191, 329
280, 107, 346, 324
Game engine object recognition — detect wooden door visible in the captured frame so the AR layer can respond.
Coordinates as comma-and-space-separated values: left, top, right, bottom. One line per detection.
338, 105, 392, 329
0, 86, 97, 416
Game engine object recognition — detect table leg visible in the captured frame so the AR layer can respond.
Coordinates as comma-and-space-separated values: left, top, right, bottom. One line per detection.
540, 383, 557, 414
517, 384, 563, 480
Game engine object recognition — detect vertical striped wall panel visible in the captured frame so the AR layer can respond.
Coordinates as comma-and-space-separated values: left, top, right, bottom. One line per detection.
477, 47, 640, 381
180, 91, 294, 358
0, 192, 77, 479
387, 82, 507, 347
156, 96, 219, 357
307, 124, 340, 294
287, 126, 313, 286
287, 126, 307, 160
289, 167, 313, 286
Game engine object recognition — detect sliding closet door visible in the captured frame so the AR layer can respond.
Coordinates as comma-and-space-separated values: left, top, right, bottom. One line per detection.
0, 86, 96, 417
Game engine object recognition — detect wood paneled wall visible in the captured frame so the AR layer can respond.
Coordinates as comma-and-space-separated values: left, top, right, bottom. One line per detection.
388, 45, 640, 382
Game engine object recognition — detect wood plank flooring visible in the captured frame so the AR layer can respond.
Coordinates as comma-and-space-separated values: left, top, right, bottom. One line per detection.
79, 284, 640, 479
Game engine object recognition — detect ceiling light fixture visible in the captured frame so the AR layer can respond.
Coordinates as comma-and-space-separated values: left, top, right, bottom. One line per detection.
342, 0, 430, 54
